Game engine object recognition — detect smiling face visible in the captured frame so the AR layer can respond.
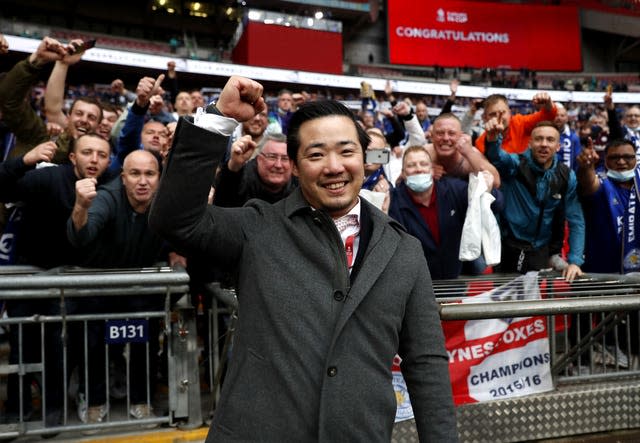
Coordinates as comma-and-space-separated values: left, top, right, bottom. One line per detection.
97, 109, 119, 141
242, 105, 268, 139
625, 106, 640, 130
256, 139, 292, 192
292, 115, 364, 218
68, 100, 102, 139
529, 125, 560, 169
431, 116, 461, 158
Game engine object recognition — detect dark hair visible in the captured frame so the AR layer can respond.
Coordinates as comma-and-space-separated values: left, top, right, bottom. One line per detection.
286, 100, 370, 163
100, 101, 123, 116
70, 96, 103, 122
605, 139, 635, 154
70, 132, 111, 154
483, 94, 508, 110
532, 120, 560, 136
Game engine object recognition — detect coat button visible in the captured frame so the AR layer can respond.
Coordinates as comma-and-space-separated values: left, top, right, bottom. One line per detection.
327, 366, 338, 377
333, 290, 345, 302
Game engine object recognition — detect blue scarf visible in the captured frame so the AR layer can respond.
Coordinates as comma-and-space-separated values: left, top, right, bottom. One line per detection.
362, 167, 386, 191
558, 126, 574, 169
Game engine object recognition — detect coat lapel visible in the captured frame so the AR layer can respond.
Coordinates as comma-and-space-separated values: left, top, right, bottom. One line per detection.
330, 201, 401, 343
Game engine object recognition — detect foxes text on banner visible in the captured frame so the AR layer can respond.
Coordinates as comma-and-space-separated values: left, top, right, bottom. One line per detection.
387, 1, 582, 71
442, 272, 554, 405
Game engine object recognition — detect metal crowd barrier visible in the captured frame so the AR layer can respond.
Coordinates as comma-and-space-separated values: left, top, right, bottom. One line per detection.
3, 267, 640, 441
393, 271, 640, 443
0, 265, 194, 440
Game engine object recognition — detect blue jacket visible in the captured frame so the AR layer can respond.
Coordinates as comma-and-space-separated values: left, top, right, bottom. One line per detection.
486, 137, 585, 266
110, 102, 146, 173
581, 177, 639, 274
388, 178, 502, 280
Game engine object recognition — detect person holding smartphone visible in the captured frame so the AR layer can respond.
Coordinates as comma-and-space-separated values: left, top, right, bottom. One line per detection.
362, 128, 392, 192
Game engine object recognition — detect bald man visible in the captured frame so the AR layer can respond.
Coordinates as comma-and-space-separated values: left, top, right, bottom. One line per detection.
68, 149, 167, 425
553, 103, 581, 170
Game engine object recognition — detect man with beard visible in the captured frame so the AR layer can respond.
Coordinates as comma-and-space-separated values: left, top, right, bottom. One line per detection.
67, 150, 166, 426
553, 103, 581, 170
475, 93, 557, 155
485, 120, 584, 281
231, 103, 270, 155
0, 133, 113, 430
0, 37, 103, 163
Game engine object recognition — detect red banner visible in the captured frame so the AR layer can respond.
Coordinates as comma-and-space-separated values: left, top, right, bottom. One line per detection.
388, 1, 582, 71
443, 273, 554, 405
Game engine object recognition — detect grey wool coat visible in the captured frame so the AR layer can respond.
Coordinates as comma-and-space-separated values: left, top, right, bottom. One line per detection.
149, 118, 458, 442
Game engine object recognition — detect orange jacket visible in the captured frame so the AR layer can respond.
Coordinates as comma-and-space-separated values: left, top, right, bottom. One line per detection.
475, 105, 557, 154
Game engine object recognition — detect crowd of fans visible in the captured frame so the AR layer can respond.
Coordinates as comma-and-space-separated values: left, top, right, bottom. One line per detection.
1, 33, 640, 432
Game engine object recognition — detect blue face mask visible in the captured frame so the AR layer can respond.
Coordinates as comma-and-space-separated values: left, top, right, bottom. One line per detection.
607, 169, 636, 182
406, 173, 433, 192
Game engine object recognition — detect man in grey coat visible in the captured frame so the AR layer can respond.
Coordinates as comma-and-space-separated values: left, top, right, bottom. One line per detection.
149, 76, 457, 442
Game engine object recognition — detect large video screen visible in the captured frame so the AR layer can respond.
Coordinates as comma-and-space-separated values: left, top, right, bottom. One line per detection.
388, 1, 582, 71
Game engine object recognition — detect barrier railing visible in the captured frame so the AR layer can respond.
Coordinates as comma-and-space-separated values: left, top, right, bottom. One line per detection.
0, 266, 192, 439
418, 272, 640, 442
2, 268, 640, 441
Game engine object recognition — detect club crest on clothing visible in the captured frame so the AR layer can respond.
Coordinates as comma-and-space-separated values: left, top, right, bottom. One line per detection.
623, 248, 640, 270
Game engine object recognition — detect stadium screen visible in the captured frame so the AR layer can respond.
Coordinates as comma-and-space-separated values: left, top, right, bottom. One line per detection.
388, 1, 582, 71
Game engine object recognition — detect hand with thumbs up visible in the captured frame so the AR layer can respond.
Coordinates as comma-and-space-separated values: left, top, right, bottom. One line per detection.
135, 74, 165, 108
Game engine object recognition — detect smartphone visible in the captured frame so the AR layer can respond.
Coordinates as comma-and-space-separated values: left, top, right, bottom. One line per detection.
365, 149, 390, 165
69, 39, 96, 54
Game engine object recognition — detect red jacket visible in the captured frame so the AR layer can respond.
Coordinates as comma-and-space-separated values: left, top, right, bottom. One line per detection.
476, 105, 557, 154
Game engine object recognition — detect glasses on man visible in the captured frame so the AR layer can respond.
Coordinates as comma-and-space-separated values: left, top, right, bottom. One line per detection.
260, 153, 290, 163
607, 154, 636, 162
